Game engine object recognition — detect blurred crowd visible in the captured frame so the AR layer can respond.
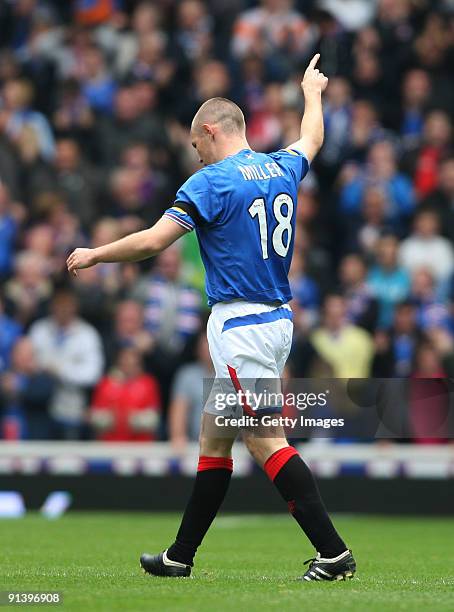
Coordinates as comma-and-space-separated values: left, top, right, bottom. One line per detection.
1, 0, 454, 444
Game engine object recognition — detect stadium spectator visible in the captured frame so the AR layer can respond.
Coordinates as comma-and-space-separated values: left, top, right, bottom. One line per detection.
318, 77, 352, 171
74, 0, 120, 27
178, 59, 232, 126
247, 82, 285, 152
174, 0, 213, 62
346, 100, 385, 164
131, 246, 202, 355
398, 69, 432, 144
237, 54, 267, 118
0, 182, 20, 279
289, 250, 320, 335
367, 235, 411, 328
293, 225, 332, 296
168, 330, 213, 451
340, 141, 415, 224
401, 110, 452, 199
55, 138, 101, 224
299, 294, 374, 378
127, 30, 175, 90
95, 84, 164, 168
342, 186, 392, 256
339, 254, 378, 332
421, 157, 454, 244
108, 166, 150, 222
0, 337, 55, 440
408, 339, 453, 444
52, 78, 95, 140
103, 299, 154, 371
27, 137, 102, 230
79, 44, 116, 115
409, 268, 452, 333
90, 346, 161, 442
23, 224, 63, 279
119, 141, 173, 227
29, 289, 104, 439
318, 0, 377, 32
399, 209, 454, 286
0, 297, 22, 374
372, 301, 421, 377
350, 48, 384, 109
70, 265, 114, 335
90, 217, 123, 289
0, 78, 55, 161
3, 250, 53, 327
110, 2, 163, 77
411, 11, 454, 77
231, 0, 315, 77
130, 245, 202, 405
43, 195, 86, 267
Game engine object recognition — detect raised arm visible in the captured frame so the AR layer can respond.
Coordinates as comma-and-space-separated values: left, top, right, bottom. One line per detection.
66, 216, 187, 276
287, 54, 328, 163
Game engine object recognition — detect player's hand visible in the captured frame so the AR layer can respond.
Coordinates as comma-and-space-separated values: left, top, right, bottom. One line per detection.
66, 248, 98, 276
302, 54, 328, 96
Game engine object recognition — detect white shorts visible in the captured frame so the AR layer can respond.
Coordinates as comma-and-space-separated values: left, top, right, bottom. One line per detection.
204, 300, 293, 418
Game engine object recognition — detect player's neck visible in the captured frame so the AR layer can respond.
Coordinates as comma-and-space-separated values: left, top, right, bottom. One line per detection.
218, 138, 251, 161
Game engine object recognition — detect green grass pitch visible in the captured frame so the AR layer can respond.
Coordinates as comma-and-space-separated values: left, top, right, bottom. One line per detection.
2, 513, 454, 611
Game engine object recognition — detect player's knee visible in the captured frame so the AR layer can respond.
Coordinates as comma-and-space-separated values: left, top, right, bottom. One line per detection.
244, 435, 288, 467
199, 434, 233, 458
198, 413, 235, 457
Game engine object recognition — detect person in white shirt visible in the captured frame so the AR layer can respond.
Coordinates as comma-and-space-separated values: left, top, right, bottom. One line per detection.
399, 209, 454, 287
29, 288, 104, 439
318, 0, 377, 31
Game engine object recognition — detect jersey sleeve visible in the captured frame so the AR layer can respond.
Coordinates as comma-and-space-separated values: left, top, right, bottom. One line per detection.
269, 148, 310, 185
163, 170, 221, 232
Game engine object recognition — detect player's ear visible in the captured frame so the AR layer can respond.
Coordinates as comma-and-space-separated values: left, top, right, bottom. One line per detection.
202, 123, 215, 138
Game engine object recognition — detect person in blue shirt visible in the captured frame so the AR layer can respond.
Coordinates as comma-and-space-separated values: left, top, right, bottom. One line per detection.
0, 298, 22, 373
67, 55, 355, 582
340, 141, 415, 226
367, 235, 411, 328
0, 206, 17, 279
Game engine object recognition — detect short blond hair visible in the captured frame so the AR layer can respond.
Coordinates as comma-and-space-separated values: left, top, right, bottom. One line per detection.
192, 97, 245, 135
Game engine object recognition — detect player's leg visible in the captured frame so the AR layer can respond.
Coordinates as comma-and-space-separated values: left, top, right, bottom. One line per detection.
237, 311, 354, 580
164, 416, 236, 567
141, 308, 239, 576
140, 415, 237, 577
243, 428, 347, 554
242, 424, 355, 580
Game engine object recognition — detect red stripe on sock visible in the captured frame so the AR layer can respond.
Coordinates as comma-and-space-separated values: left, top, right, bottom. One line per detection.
197, 456, 233, 472
227, 365, 256, 417
264, 446, 298, 481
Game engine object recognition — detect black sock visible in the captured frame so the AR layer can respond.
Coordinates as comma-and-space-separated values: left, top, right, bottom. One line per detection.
264, 446, 347, 558
166, 456, 233, 566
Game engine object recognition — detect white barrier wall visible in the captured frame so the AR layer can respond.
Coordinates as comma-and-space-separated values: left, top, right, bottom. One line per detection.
0, 442, 453, 479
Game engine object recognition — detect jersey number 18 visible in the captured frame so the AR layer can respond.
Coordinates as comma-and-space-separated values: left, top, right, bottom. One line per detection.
248, 193, 294, 259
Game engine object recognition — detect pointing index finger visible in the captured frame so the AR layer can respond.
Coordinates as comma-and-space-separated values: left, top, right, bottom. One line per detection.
308, 53, 320, 70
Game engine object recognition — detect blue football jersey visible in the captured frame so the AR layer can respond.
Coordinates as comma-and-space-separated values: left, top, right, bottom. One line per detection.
163, 148, 310, 306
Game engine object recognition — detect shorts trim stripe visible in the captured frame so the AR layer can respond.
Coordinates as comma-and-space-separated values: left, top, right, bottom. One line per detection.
226, 365, 256, 417
253, 405, 283, 415
222, 307, 292, 333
